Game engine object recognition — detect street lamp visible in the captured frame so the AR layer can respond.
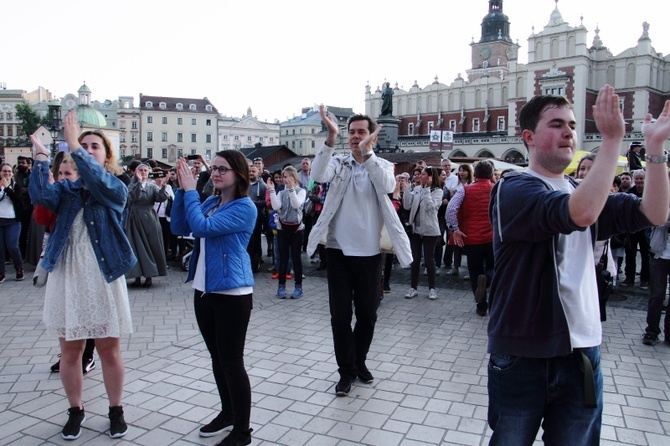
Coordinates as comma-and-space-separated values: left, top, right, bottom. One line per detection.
47, 101, 62, 156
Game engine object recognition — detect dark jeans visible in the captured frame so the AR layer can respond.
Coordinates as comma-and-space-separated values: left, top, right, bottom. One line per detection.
0, 219, 23, 274
463, 243, 494, 311
326, 249, 381, 380
194, 290, 252, 431
410, 234, 438, 289
624, 230, 650, 282
278, 228, 303, 285
645, 257, 670, 338
158, 217, 172, 257
488, 346, 603, 446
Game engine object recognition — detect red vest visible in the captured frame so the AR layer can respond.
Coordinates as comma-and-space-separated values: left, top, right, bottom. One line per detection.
461, 180, 494, 245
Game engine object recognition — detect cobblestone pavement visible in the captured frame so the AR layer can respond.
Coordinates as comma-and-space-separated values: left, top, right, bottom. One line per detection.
1, 255, 669, 446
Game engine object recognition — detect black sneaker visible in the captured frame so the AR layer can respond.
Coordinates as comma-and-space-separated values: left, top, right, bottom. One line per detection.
0, 273, 5, 283
82, 358, 96, 376
62, 406, 85, 440
474, 274, 487, 304
51, 355, 61, 373
357, 364, 374, 384
108, 406, 128, 438
642, 333, 659, 346
215, 428, 252, 446
15, 268, 24, 281
335, 376, 353, 396
199, 412, 234, 437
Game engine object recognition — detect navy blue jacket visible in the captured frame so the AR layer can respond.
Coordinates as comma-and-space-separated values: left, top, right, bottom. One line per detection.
488, 172, 651, 357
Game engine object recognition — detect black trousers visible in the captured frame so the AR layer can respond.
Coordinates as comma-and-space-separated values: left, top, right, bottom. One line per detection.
277, 228, 303, 285
624, 230, 650, 283
463, 243, 494, 311
194, 290, 252, 431
326, 249, 382, 380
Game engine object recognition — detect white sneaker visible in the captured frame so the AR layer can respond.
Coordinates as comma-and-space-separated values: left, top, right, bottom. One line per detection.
405, 288, 418, 299
428, 289, 438, 300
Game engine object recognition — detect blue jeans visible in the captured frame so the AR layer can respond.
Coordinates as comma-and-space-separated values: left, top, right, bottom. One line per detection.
0, 219, 23, 275
488, 346, 603, 446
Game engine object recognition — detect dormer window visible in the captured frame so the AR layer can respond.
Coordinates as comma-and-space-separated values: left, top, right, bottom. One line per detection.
176, 103, 183, 110
145, 101, 153, 108
159, 102, 167, 110
189, 104, 197, 111
205, 105, 212, 112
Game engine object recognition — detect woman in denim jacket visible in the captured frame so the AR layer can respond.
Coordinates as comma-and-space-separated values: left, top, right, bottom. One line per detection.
29, 110, 135, 440
170, 150, 256, 446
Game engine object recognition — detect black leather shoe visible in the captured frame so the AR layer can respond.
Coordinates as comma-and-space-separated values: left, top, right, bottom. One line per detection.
335, 377, 353, 396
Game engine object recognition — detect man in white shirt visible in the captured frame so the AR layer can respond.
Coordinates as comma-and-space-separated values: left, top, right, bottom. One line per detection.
308, 105, 411, 397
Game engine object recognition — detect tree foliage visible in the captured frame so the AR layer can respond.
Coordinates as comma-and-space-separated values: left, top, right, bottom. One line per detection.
15, 102, 44, 139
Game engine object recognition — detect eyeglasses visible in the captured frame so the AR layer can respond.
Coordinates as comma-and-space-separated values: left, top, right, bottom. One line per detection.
211, 165, 233, 175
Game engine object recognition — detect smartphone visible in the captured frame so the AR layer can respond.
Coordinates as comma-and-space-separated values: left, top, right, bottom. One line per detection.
186, 154, 200, 160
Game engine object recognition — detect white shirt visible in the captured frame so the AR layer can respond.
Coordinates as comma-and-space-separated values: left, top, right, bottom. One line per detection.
328, 160, 383, 256
443, 174, 459, 192
526, 169, 601, 349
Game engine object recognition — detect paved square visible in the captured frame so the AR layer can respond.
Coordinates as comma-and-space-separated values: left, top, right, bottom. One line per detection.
1, 257, 669, 445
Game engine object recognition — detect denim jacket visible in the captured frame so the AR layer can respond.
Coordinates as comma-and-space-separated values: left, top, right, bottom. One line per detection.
29, 147, 136, 282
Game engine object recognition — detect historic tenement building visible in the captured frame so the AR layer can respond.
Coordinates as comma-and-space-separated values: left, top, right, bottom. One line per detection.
365, 0, 670, 163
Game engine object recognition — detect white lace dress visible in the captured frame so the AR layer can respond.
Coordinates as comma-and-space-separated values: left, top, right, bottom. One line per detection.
43, 211, 132, 340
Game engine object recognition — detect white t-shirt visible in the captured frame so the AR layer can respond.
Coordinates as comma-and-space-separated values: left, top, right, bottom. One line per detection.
526, 169, 602, 348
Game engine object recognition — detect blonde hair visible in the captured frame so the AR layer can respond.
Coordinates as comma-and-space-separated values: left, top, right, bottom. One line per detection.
282, 166, 300, 184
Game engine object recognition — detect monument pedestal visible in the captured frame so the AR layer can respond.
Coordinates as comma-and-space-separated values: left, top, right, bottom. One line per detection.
375, 115, 402, 153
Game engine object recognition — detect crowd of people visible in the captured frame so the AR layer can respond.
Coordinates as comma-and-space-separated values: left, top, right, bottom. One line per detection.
2, 88, 670, 445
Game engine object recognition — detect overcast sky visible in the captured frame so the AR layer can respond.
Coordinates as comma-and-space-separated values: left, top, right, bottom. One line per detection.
4, 0, 667, 122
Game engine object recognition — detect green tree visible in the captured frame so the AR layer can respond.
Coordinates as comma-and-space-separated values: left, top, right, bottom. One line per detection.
15, 102, 44, 140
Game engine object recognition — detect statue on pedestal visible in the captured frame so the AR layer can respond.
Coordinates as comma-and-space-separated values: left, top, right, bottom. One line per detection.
381, 82, 393, 116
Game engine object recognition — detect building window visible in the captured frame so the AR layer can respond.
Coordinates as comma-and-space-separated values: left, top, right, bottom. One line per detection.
131, 134, 138, 143
159, 102, 167, 110
472, 118, 480, 132
161, 132, 168, 142
449, 119, 456, 130
497, 116, 505, 131
145, 101, 153, 108
285, 129, 289, 135
270, 137, 274, 143
120, 134, 126, 143
206, 119, 212, 126
131, 121, 138, 130
247, 136, 252, 142
299, 128, 303, 134
311, 128, 315, 134
408, 123, 414, 136
234, 135, 239, 141
162, 117, 167, 124
205, 105, 212, 112
222, 134, 228, 140
191, 118, 196, 125
147, 147, 153, 158
428, 121, 434, 132
177, 118, 183, 125
119, 120, 126, 129
292, 129, 295, 135
176, 103, 183, 110
177, 133, 183, 142
177, 148, 183, 158
191, 134, 197, 143
299, 141, 303, 149
147, 116, 153, 124
206, 134, 212, 143
189, 104, 197, 111
206, 149, 212, 160
311, 140, 315, 148
191, 149, 197, 155
292, 141, 295, 149
147, 131, 153, 142
161, 148, 168, 158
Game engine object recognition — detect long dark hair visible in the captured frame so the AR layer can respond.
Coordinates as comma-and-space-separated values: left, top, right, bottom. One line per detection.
214, 150, 249, 198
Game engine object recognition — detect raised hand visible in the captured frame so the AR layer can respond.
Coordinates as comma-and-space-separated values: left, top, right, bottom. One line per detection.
642, 100, 670, 150
357, 124, 383, 156
63, 110, 81, 149
592, 85, 624, 143
30, 132, 50, 158
319, 104, 339, 136
176, 158, 197, 191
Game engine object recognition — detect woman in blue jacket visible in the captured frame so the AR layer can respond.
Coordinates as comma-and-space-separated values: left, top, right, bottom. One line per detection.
29, 110, 135, 440
171, 150, 256, 446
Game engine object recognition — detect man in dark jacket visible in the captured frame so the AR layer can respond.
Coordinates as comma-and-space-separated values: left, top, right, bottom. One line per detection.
487, 86, 670, 445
